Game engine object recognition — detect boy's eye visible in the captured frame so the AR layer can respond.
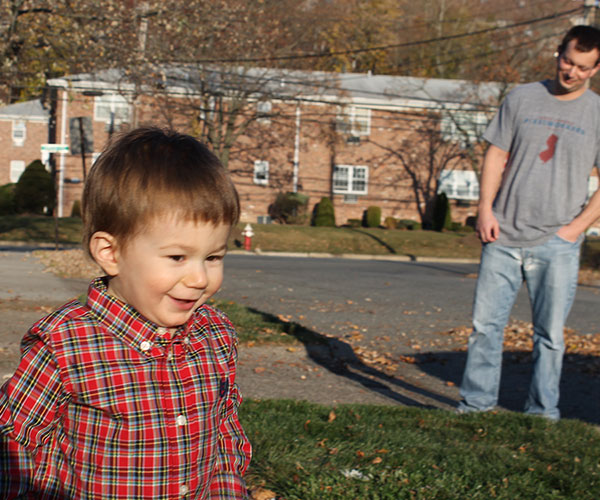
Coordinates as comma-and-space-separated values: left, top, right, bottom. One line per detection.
207, 254, 224, 262
169, 255, 185, 262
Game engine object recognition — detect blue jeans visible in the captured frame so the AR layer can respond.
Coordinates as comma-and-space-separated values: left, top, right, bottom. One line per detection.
458, 235, 581, 420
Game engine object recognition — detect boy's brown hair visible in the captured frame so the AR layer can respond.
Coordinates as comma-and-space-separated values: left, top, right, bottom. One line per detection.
82, 127, 240, 255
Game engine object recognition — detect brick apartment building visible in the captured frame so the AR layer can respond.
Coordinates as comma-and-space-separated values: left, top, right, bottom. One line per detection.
0, 100, 50, 186
2, 66, 599, 233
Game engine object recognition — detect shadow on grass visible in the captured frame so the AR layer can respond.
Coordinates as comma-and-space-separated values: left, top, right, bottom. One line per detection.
347, 228, 402, 256
409, 349, 600, 425
245, 307, 456, 408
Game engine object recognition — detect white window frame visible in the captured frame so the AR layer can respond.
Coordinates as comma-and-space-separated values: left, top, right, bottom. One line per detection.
9, 160, 25, 183
438, 169, 479, 201
257, 100, 272, 124
253, 160, 269, 186
441, 110, 488, 146
12, 120, 26, 146
336, 106, 371, 136
94, 93, 132, 124
333, 165, 368, 195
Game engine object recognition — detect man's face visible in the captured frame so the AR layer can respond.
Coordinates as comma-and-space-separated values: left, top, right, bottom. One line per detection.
556, 39, 600, 97
107, 216, 231, 329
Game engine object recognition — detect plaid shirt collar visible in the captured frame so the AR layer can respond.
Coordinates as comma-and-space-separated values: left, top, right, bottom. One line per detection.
86, 277, 208, 357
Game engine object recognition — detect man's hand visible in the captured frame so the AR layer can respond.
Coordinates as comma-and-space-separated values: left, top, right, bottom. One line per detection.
476, 209, 500, 243
556, 224, 580, 243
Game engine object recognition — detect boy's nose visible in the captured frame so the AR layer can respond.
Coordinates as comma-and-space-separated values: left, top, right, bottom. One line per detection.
184, 264, 208, 289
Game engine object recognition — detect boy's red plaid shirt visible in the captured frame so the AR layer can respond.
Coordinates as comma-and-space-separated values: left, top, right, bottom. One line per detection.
0, 277, 251, 499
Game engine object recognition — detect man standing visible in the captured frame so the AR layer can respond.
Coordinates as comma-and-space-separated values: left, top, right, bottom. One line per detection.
458, 25, 600, 421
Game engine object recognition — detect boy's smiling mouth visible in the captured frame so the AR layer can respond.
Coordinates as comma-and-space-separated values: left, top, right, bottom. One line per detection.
170, 296, 200, 310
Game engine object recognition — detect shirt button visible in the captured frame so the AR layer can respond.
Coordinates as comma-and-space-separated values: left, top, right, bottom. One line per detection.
183, 337, 191, 345
140, 341, 152, 352
176, 414, 187, 426
167, 352, 174, 361
179, 484, 189, 496
157, 327, 168, 336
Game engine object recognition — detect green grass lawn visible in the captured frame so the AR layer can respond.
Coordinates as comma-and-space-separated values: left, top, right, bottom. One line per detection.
0, 215, 83, 244
0, 214, 485, 260
8, 215, 600, 271
241, 400, 600, 500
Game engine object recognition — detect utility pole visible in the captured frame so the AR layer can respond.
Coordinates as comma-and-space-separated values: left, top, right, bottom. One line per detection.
583, 0, 598, 26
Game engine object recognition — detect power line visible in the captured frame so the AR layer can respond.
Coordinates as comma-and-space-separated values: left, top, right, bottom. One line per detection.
187, 6, 582, 64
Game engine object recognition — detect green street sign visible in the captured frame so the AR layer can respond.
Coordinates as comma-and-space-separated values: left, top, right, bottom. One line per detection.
41, 143, 70, 153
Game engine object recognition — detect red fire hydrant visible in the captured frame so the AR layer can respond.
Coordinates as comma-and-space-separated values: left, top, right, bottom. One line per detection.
242, 223, 254, 251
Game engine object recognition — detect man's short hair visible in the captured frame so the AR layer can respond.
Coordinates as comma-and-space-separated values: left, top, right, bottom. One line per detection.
82, 127, 240, 254
558, 25, 600, 61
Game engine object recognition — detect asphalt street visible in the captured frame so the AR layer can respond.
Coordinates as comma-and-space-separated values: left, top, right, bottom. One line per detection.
221, 254, 600, 338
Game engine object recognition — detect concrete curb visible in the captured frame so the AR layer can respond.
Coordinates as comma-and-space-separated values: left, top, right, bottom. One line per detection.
0, 241, 480, 264
228, 249, 480, 264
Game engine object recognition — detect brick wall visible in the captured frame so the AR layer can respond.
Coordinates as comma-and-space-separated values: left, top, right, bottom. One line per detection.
0, 118, 48, 185
43, 87, 600, 234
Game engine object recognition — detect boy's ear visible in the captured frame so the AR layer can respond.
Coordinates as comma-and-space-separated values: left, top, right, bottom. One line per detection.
89, 232, 121, 276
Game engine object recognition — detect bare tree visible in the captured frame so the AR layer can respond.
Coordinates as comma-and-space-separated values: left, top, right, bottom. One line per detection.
369, 111, 466, 226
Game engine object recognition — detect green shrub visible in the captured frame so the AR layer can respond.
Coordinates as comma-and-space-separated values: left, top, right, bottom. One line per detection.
363, 205, 381, 228
432, 192, 452, 232
71, 199, 82, 218
269, 192, 309, 225
312, 197, 336, 227
345, 218, 361, 228
384, 216, 397, 229
0, 183, 16, 215
14, 160, 55, 215
397, 219, 420, 230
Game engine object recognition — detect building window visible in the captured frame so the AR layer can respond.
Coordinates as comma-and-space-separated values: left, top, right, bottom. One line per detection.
336, 106, 370, 136
257, 100, 272, 124
438, 169, 479, 201
94, 93, 132, 124
441, 110, 488, 146
9, 160, 25, 183
333, 165, 368, 195
12, 120, 26, 146
253, 160, 269, 185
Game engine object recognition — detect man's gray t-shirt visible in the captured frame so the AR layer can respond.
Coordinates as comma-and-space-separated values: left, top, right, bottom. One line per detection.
483, 80, 600, 247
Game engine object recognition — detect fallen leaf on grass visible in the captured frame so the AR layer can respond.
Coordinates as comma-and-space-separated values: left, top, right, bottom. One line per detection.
249, 487, 277, 500
253, 367, 266, 374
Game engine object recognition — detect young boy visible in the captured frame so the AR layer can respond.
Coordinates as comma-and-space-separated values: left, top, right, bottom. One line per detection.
0, 128, 252, 499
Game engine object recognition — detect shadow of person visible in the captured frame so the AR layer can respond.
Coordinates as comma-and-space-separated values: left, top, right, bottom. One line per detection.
246, 308, 457, 409
347, 228, 398, 255
415, 349, 600, 424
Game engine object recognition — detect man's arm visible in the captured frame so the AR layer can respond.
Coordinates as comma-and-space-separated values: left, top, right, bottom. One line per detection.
557, 170, 600, 242
476, 144, 509, 243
